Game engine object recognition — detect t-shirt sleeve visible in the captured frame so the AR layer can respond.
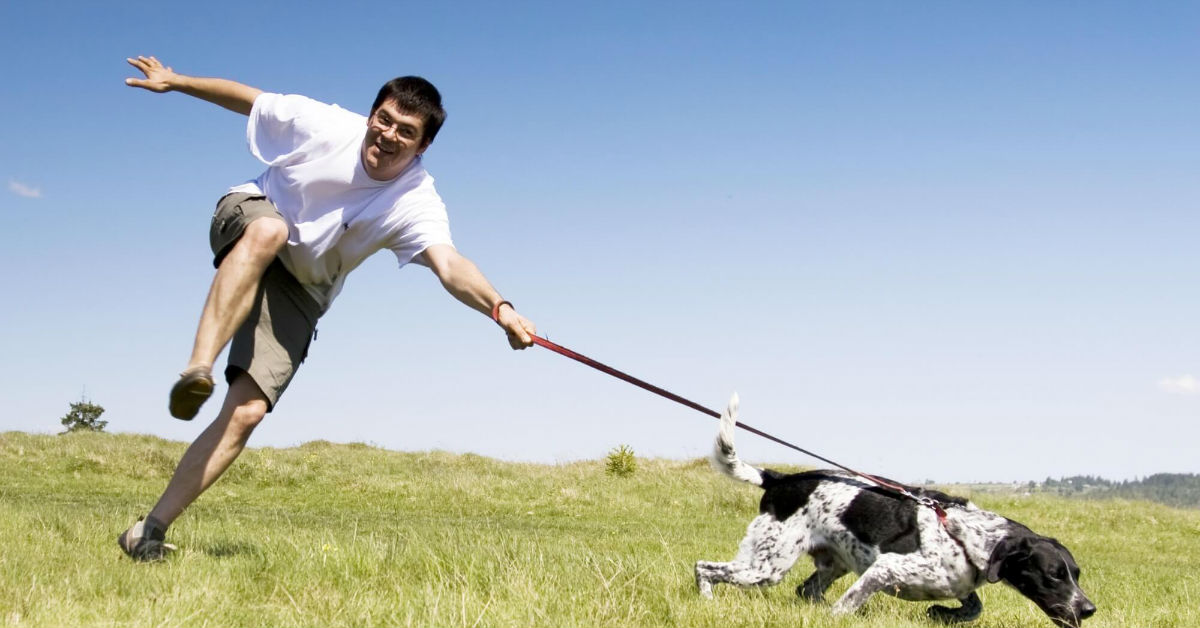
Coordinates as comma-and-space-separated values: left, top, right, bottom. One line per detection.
389, 202, 454, 268
246, 93, 359, 166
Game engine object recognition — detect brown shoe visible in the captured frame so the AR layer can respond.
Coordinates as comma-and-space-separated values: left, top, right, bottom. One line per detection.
168, 366, 214, 420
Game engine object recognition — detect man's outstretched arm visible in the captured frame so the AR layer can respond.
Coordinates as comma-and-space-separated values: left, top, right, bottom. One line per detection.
125, 55, 262, 116
422, 244, 536, 350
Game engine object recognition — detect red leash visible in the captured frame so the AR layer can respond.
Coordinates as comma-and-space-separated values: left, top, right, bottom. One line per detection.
525, 330, 915, 497
493, 303, 944, 505
527, 330, 972, 555
496, 299, 968, 558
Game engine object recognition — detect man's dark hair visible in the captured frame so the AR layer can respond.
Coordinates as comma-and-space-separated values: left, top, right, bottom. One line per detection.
371, 76, 446, 146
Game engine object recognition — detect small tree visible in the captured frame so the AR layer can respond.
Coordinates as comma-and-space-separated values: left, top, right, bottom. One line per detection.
61, 397, 107, 433
605, 444, 637, 477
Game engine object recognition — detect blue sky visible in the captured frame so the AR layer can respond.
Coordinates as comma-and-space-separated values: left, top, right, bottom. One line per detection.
2, 1, 1196, 482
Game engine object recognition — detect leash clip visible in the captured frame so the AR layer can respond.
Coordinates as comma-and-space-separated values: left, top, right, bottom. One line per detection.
917, 495, 948, 521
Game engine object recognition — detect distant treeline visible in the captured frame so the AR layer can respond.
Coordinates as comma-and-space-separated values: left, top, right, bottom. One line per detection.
1042, 473, 1200, 509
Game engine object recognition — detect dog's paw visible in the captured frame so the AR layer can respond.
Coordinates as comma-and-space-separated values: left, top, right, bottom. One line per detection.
928, 605, 953, 624
796, 583, 825, 604
928, 592, 983, 624
927, 603, 981, 624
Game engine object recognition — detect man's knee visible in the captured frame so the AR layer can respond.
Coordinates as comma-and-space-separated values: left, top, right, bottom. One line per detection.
240, 217, 288, 257
228, 400, 268, 436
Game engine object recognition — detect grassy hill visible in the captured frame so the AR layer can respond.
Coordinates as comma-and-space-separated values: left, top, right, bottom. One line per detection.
1, 431, 1197, 627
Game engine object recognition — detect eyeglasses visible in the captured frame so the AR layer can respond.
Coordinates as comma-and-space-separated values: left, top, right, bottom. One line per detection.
370, 110, 421, 141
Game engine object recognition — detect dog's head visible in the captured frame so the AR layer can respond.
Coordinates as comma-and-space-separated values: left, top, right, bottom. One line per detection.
987, 534, 1096, 628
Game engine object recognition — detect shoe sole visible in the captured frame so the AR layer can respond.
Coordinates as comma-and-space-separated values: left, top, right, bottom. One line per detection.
169, 370, 214, 421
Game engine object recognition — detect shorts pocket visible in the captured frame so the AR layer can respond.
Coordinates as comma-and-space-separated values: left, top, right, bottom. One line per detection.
214, 204, 244, 235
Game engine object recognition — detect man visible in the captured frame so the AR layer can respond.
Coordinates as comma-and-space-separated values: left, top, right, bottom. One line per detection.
118, 56, 537, 561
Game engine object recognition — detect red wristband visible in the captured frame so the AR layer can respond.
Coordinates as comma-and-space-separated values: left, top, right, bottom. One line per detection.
491, 300, 513, 323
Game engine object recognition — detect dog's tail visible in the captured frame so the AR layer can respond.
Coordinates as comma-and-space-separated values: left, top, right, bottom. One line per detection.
710, 392, 767, 487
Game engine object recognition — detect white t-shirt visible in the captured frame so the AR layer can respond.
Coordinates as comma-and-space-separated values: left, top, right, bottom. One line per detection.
229, 92, 453, 311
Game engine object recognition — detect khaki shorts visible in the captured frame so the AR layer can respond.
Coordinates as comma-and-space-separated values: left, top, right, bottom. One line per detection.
210, 193, 321, 411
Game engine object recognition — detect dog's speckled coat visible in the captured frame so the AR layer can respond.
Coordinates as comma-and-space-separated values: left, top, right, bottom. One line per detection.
695, 394, 1096, 628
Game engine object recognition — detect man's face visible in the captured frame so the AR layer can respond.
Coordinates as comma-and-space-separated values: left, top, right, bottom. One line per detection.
361, 99, 429, 181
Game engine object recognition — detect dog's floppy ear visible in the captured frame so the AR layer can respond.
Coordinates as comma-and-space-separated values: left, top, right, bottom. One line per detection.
986, 536, 1028, 583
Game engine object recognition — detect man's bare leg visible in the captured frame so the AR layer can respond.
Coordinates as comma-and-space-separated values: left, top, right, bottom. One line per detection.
188, 216, 288, 371
170, 217, 286, 420
120, 373, 269, 560
151, 373, 270, 526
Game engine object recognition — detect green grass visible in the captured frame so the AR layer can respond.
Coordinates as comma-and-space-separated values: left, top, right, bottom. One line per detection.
1, 431, 1197, 627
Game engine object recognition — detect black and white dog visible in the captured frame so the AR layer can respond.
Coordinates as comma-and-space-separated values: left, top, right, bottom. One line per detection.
695, 394, 1096, 628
